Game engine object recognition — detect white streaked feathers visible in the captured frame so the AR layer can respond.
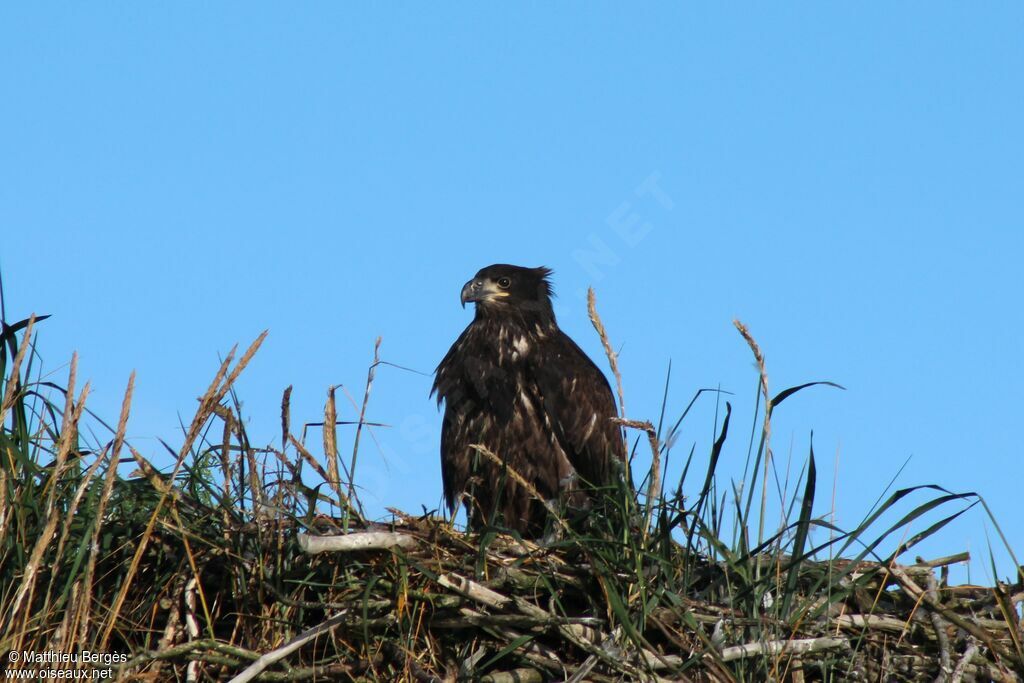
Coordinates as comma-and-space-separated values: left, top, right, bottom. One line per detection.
581, 413, 598, 442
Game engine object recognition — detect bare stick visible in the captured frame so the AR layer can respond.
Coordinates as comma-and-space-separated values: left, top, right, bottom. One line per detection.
833, 614, 910, 635
926, 571, 953, 680
950, 639, 981, 683
227, 611, 351, 683
915, 552, 970, 568
719, 637, 850, 662
297, 531, 417, 554
437, 573, 513, 609
886, 564, 1016, 664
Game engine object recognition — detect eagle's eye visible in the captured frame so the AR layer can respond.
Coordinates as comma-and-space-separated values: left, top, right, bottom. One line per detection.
497, 277, 511, 289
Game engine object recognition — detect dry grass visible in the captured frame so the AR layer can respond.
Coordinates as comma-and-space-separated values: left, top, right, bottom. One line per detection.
1, 299, 1022, 682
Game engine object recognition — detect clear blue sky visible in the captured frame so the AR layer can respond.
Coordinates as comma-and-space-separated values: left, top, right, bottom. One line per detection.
2, 5, 1021, 582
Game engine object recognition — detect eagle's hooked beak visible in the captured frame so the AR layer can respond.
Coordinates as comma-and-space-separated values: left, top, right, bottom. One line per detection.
460, 278, 505, 308
461, 278, 484, 308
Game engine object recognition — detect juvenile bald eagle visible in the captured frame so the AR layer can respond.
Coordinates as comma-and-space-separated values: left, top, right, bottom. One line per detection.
432, 264, 626, 536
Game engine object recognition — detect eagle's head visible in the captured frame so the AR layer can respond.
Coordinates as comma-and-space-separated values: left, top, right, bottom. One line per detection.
461, 264, 555, 320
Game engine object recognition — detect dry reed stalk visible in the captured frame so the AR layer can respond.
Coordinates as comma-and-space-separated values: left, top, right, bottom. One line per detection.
9, 354, 90, 625
281, 385, 292, 453
288, 433, 351, 510
612, 417, 660, 543
733, 319, 773, 558
169, 501, 216, 640
324, 385, 340, 505
587, 288, 626, 421
245, 439, 264, 514
100, 331, 267, 649
219, 403, 234, 539
0, 467, 6, 545
278, 385, 298, 513
0, 313, 35, 425
46, 437, 103, 606
470, 443, 570, 535
50, 582, 79, 652
184, 348, 237, 453
346, 337, 381, 522
222, 332, 269, 395
127, 445, 171, 493
67, 372, 133, 649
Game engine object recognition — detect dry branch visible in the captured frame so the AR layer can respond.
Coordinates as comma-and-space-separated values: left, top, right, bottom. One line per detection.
297, 531, 418, 553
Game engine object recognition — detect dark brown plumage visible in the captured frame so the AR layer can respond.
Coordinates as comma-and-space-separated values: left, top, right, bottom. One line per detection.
431, 264, 626, 536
